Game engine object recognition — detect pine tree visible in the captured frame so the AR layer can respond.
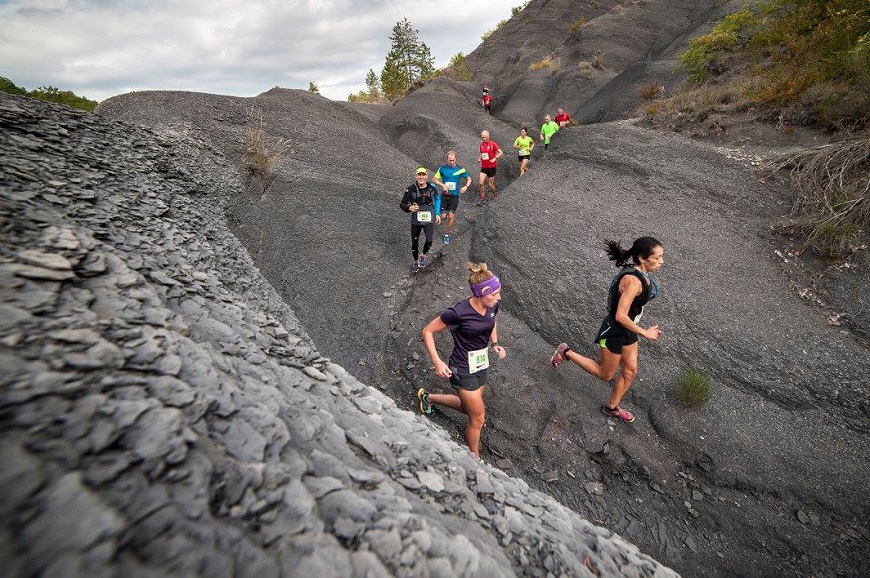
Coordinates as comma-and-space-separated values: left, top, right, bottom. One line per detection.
380, 18, 435, 100
365, 69, 381, 99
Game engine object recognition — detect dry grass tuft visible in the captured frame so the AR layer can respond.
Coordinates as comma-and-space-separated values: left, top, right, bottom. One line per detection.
591, 51, 604, 69
570, 16, 586, 32
641, 81, 753, 125
639, 81, 663, 100
529, 56, 554, 71
578, 62, 594, 79
767, 135, 870, 257
244, 106, 289, 192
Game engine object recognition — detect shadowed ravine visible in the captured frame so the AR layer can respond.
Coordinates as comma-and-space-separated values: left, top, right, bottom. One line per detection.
3, 0, 868, 576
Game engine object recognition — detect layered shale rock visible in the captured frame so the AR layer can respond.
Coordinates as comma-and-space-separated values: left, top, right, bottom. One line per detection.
0, 93, 678, 576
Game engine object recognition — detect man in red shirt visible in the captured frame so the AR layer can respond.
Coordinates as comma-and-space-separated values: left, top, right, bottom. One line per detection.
477, 130, 503, 206
481, 92, 492, 115
555, 107, 571, 127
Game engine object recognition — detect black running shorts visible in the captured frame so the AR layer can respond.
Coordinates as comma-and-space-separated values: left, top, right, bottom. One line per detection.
449, 366, 488, 391
441, 195, 459, 213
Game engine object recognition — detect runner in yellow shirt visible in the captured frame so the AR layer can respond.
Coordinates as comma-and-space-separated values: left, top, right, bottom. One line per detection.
513, 127, 535, 176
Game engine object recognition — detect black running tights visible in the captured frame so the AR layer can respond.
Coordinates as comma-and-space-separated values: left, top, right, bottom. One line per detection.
411, 223, 433, 260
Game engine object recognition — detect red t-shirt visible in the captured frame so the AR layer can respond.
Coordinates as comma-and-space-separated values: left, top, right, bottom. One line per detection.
479, 140, 500, 168
482, 94, 492, 106
555, 112, 570, 125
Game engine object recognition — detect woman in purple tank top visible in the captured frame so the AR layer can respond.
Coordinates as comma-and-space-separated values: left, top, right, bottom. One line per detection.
417, 262, 507, 459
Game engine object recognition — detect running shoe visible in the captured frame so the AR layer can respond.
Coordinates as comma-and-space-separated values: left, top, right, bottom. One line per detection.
551, 343, 569, 368
443, 234, 450, 244
417, 388, 432, 414
601, 405, 635, 423
475, 199, 487, 207
418, 255, 427, 268
411, 261, 420, 273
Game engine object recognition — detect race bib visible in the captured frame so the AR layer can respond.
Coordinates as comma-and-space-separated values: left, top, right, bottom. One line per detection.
446, 182, 456, 191
481, 153, 490, 160
417, 210, 432, 223
468, 347, 489, 374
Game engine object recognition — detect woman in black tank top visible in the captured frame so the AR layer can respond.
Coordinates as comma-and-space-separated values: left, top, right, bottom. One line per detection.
550, 237, 664, 423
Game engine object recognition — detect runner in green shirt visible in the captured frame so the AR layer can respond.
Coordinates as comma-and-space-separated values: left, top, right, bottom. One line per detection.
540, 114, 559, 150
512, 127, 535, 176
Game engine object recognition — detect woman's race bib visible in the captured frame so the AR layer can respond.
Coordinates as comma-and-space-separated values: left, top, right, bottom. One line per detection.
416, 210, 432, 223
480, 152, 490, 160
468, 347, 489, 373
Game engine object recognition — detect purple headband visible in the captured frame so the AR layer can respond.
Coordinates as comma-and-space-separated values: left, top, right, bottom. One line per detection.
470, 275, 501, 297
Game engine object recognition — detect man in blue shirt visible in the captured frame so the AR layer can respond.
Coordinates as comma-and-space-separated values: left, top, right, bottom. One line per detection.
433, 150, 472, 245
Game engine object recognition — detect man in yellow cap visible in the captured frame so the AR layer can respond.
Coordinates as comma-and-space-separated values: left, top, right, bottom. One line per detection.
400, 167, 441, 272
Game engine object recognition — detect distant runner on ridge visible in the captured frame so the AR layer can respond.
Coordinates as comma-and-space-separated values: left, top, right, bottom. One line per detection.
477, 130, 503, 206
540, 114, 559, 150
513, 126, 535, 176
399, 167, 441, 273
433, 150, 472, 245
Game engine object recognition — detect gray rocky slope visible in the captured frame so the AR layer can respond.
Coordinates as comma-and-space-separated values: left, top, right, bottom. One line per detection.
464, 0, 744, 126
4, 1, 869, 578
0, 93, 677, 576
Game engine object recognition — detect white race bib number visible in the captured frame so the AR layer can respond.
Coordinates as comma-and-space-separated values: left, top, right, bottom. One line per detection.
417, 210, 432, 223
480, 153, 490, 160
468, 347, 489, 373
446, 182, 456, 191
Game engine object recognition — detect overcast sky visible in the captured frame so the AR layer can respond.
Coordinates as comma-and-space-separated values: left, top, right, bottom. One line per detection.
0, 0, 520, 103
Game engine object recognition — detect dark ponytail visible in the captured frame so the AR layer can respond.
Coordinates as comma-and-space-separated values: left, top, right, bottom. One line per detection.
605, 236, 661, 267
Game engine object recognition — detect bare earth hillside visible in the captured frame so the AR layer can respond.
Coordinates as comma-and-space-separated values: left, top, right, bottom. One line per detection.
1, 93, 678, 577
4, 0, 868, 577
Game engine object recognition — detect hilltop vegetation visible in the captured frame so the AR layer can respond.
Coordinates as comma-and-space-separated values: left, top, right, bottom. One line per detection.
0, 76, 98, 111
639, 0, 868, 259
648, 0, 869, 131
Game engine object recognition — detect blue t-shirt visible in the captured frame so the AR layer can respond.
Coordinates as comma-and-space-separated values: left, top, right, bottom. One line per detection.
440, 298, 498, 370
434, 164, 469, 196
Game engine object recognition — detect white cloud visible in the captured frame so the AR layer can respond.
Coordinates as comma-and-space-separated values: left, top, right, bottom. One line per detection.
0, 0, 519, 101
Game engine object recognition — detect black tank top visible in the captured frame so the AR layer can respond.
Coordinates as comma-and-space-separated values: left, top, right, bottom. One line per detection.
598, 267, 655, 337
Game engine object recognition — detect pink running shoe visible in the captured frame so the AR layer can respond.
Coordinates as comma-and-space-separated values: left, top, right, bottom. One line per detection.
601, 405, 635, 423
551, 343, 569, 368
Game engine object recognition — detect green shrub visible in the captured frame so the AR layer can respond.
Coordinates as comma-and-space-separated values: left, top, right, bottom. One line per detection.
448, 52, 473, 81
0, 77, 97, 111
675, 367, 712, 408
677, 5, 756, 83
0, 76, 28, 96
676, 0, 869, 130
512, 1, 530, 17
